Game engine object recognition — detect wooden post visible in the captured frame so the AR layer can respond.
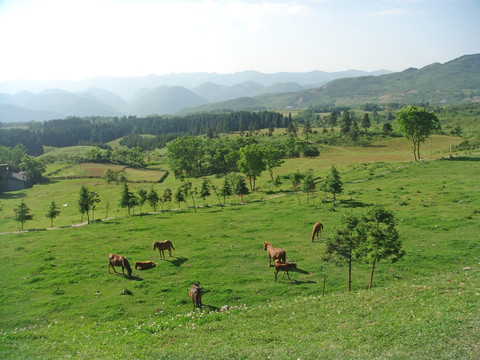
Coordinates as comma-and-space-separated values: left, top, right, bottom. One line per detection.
322, 274, 326, 297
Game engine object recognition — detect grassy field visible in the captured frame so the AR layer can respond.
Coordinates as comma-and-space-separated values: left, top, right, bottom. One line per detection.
0, 136, 479, 359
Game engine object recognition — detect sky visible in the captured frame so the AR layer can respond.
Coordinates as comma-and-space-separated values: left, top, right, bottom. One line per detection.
0, 0, 479, 82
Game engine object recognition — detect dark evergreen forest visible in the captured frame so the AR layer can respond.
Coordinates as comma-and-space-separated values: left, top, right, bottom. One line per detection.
0, 111, 285, 156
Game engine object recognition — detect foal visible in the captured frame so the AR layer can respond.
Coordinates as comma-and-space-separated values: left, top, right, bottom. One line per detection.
189, 282, 203, 311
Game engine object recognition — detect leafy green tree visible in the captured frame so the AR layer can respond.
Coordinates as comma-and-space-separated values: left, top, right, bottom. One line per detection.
14, 200, 33, 231
147, 188, 159, 212
167, 136, 205, 177
396, 105, 439, 161
357, 206, 405, 289
237, 144, 266, 192
382, 123, 393, 134
137, 189, 147, 214
324, 213, 362, 291
361, 113, 371, 133
45, 200, 61, 228
263, 146, 284, 180
290, 171, 304, 205
19, 155, 46, 184
327, 110, 339, 128
324, 165, 343, 205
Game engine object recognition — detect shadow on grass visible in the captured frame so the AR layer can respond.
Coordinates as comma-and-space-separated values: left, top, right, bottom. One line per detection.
166, 256, 188, 267
440, 155, 480, 162
127, 275, 143, 281
340, 199, 370, 208
0, 192, 26, 200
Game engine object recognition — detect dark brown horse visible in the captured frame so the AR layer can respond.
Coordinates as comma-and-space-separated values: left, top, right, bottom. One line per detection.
311, 222, 324, 242
263, 242, 286, 268
153, 240, 176, 260
108, 253, 132, 277
189, 282, 203, 311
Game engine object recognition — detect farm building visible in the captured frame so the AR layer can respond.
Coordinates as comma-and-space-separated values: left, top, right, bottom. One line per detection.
0, 164, 31, 192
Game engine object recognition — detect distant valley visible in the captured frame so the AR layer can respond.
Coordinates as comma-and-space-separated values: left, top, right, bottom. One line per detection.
1, 53, 479, 122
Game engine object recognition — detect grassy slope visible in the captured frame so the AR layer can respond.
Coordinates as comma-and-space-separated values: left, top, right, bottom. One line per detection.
0, 140, 479, 359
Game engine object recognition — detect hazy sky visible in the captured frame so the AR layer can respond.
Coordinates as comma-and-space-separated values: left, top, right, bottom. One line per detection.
0, 0, 479, 81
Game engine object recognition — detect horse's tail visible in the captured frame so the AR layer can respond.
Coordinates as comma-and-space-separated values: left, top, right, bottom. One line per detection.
170, 242, 175, 251
124, 258, 132, 277
281, 251, 286, 263
152, 242, 156, 250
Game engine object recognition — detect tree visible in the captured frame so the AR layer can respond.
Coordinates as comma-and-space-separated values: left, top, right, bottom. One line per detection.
302, 170, 316, 204
219, 175, 232, 205
19, 155, 46, 184
327, 110, 339, 128
231, 173, 250, 203
89, 190, 100, 223
14, 200, 33, 231
174, 186, 186, 209
290, 171, 303, 205
263, 146, 284, 180
357, 206, 405, 289
349, 121, 359, 141
324, 212, 362, 292
382, 123, 393, 134
237, 144, 266, 192
78, 185, 92, 223
199, 178, 211, 207
137, 189, 147, 214
273, 175, 282, 190
147, 188, 159, 212
119, 183, 135, 216
324, 165, 343, 205
340, 110, 352, 135
395, 105, 439, 161
45, 200, 60, 228
303, 120, 313, 140
162, 188, 173, 211
361, 113, 371, 133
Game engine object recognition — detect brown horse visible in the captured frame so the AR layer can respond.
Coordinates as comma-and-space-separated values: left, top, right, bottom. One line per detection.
311, 222, 324, 242
153, 240, 175, 260
263, 242, 286, 268
274, 260, 297, 282
189, 282, 203, 311
134, 261, 156, 270
108, 253, 132, 277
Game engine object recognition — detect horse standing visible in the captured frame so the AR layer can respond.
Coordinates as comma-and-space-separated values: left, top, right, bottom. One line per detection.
189, 282, 203, 311
311, 222, 324, 242
108, 253, 132, 277
153, 240, 176, 260
263, 242, 286, 268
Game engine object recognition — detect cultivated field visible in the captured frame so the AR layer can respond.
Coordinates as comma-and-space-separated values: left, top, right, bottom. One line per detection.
0, 136, 479, 359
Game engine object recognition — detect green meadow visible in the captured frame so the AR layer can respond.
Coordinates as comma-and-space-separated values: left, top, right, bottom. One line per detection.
0, 135, 479, 359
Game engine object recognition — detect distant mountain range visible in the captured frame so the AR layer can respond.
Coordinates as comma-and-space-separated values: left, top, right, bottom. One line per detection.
0, 53, 479, 123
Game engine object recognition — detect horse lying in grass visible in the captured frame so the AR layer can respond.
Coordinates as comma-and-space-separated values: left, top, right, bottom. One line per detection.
263, 242, 286, 268
153, 240, 175, 260
311, 222, 324, 242
108, 254, 132, 277
134, 261, 156, 270
274, 259, 297, 282
189, 282, 203, 311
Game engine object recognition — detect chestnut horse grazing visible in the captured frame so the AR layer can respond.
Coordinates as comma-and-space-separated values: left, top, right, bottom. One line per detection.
189, 282, 203, 311
263, 242, 286, 268
108, 254, 132, 277
134, 261, 156, 270
274, 260, 297, 282
311, 222, 324, 242
153, 240, 175, 260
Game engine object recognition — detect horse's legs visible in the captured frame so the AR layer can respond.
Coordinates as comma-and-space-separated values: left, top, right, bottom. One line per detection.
274, 270, 278, 282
